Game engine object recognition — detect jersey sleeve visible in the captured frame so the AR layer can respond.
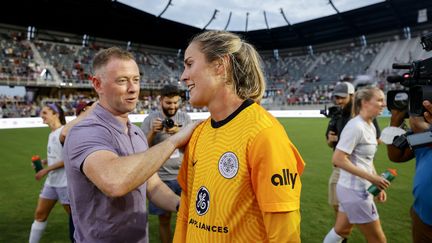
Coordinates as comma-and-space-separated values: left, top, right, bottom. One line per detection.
262, 210, 301, 243
248, 124, 305, 213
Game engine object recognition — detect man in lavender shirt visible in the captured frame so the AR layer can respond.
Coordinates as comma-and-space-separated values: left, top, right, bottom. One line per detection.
63, 47, 199, 243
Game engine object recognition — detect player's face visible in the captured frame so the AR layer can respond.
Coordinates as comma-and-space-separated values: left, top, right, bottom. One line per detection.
181, 42, 223, 107
94, 58, 140, 116
364, 90, 386, 117
161, 95, 180, 117
40, 106, 58, 124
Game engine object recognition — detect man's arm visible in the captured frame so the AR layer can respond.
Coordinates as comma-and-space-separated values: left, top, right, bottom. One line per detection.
387, 144, 414, 162
83, 121, 200, 197
146, 173, 179, 212
385, 109, 414, 162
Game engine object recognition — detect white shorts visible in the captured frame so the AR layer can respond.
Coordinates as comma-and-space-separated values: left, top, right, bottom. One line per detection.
40, 185, 70, 205
336, 184, 379, 224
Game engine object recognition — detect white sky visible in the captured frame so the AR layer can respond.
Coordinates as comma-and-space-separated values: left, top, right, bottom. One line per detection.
0, 0, 386, 96
119, 0, 384, 31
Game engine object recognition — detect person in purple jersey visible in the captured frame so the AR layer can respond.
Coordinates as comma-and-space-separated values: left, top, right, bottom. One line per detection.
63, 47, 200, 243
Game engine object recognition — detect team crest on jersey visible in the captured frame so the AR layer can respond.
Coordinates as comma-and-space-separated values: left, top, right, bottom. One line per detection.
195, 186, 210, 216
218, 152, 239, 179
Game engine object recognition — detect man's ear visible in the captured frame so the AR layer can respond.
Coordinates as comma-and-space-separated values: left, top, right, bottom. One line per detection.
92, 75, 103, 94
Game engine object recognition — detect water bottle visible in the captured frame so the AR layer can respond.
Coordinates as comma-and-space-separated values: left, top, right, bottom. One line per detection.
367, 168, 397, 196
32, 155, 43, 173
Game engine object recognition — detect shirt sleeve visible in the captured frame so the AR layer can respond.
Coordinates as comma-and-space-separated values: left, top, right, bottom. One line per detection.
141, 115, 152, 136
262, 210, 301, 243
248, 124, 305, 213
65, 123, 117, 173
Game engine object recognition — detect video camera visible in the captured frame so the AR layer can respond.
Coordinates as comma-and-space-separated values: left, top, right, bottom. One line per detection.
320, 105, 342, 133
387, 32, 432, 116
320, 105, 342, 118
386, 32, 432, 150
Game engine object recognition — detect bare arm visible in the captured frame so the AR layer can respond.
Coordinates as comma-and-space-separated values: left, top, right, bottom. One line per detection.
387, 144, 414, 162
146, 173, 179, 212
83, 121, 201, 197
35, 161, 64, 181
332, 149, 390, 191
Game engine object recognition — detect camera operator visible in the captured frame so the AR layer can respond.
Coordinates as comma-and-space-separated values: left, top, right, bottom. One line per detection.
384, 101, 432, 243
325, 82, 355, 214
325, 82, 381, 214
141, 84, 192, 243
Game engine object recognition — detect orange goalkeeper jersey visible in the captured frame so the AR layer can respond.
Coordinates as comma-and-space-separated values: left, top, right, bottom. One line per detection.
174, 100, 305, 242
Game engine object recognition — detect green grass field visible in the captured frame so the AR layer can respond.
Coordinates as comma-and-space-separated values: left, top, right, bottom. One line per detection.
0, 118, 415, 242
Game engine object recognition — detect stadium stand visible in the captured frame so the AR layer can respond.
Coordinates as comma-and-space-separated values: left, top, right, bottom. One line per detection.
1, 0, 432, 117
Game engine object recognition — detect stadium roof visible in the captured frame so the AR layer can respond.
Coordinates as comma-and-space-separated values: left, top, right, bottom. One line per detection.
118, 0, 384, 32
1, 0, 432, 50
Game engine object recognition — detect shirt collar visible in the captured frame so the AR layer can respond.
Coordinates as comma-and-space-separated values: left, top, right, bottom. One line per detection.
93, 104, 131, 134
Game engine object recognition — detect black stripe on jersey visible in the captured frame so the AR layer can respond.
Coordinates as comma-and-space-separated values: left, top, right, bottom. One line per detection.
211, 99, 254, 128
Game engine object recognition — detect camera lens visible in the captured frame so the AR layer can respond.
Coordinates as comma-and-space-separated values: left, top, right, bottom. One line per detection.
162, 118, 175, 129
394, 92, 409, 110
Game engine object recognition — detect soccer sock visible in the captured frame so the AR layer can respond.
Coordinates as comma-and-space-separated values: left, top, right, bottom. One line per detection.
323, 227, 344, 243
29, 220, 47, 243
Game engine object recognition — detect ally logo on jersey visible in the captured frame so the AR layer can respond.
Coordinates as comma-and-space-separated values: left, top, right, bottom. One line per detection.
271, 168, 298, 189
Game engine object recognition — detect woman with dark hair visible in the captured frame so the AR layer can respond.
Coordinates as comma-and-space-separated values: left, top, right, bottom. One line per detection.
29, 103, 71, 243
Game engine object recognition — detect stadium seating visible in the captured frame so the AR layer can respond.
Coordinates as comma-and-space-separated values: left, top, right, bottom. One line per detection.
1, 25, 432, 117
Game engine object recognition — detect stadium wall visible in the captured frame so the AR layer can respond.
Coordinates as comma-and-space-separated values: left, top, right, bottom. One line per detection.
0, 110, 324, 129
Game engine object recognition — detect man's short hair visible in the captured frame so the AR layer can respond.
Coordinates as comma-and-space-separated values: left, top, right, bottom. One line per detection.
161, 84, 180, 97
92, 47, 135, 73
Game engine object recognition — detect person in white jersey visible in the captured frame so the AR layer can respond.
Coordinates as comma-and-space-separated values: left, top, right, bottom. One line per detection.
324, 86, 391, 243
29, 103, 70, 243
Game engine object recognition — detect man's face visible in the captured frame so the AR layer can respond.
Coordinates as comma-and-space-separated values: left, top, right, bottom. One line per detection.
161, 95, 180, 117
334, 95, 351, 108
94, 58, 140, 116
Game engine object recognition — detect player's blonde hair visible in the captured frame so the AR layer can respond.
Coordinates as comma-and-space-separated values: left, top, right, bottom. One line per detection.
190, 30, 266, 102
